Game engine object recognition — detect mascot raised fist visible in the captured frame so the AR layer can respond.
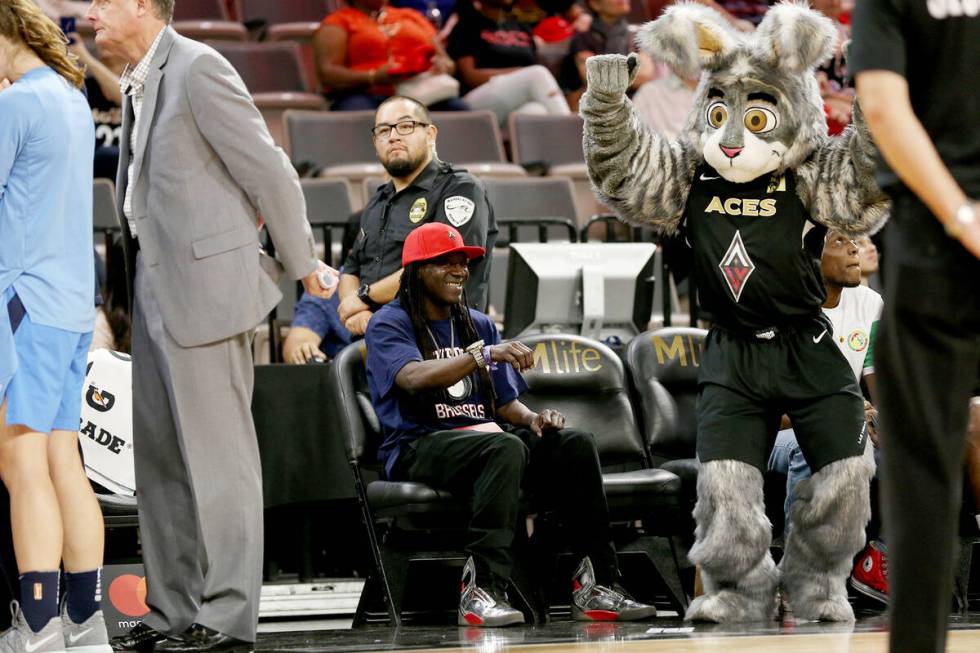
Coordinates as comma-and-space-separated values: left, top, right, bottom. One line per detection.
582, 1, 888, 623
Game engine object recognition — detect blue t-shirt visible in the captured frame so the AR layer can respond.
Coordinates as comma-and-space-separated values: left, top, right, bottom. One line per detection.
365, 298, 527, 477
0, 67, 95, 333
291, 291, 352, 359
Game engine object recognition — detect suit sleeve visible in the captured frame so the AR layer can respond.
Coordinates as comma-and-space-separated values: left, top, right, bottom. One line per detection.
184, 52, 317, 280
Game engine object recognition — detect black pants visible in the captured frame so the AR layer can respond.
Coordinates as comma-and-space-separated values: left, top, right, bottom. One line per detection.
391, 426, 617, 589
876, 195, 980, 653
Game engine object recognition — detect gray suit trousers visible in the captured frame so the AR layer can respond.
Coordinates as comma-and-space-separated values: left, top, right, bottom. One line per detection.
132, 255, 263, 642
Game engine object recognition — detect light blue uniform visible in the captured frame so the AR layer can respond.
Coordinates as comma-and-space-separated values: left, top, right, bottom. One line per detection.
0, 66, 95, 431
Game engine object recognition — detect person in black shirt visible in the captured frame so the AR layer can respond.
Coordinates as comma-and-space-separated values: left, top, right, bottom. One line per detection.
68, 32, 123, 180
582, 2, 888, 623
338, 96, 497, 335
446, 0, 570, 125
851, 3, 980, 652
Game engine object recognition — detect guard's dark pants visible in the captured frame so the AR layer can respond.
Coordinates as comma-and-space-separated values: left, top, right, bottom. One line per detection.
391, 426, 617, 589
876, 194, 980, 653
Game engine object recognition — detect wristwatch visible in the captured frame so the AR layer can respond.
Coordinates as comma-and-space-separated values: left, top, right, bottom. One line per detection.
357, 283, 382, 312
466, 339, 487, 370
945, 202, 976, 238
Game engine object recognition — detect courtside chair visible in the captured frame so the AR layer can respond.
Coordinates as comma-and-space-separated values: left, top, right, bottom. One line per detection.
327, 342, 542, 626
517, 333, 689, 612
427, 111, 526, 178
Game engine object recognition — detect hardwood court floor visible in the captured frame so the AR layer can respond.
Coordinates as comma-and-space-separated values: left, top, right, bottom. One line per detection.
254, 611, 980, 652
397, 630, 980, 653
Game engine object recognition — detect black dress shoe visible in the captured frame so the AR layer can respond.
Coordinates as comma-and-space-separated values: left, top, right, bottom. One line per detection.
155, 624, 253, 653
110, 622, 168, 652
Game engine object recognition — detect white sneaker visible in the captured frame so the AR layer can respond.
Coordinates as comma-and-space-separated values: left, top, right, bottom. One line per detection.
60, 605, 110, 653
0, 602, 65, 653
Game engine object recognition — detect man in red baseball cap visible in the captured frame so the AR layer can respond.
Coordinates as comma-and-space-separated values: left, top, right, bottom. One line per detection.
363, 223, 656, 627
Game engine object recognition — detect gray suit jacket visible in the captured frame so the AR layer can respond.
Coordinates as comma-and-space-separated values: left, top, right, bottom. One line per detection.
117, 27, 317, 348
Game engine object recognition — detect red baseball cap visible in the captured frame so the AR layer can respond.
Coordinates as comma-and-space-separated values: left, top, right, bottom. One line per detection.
402, 223, 486, 267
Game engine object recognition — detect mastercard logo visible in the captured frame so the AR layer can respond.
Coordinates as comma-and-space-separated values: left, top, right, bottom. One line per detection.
108, 575, 150, 617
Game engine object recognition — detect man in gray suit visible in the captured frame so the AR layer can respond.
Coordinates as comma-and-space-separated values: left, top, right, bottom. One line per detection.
84, 2, 336, 651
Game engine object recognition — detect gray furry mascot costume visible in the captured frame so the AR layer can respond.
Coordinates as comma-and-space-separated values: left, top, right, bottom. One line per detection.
581, 1, 888, 622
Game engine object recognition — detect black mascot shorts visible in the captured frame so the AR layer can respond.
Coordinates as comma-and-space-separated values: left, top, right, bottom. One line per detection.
696, 317, 868, 473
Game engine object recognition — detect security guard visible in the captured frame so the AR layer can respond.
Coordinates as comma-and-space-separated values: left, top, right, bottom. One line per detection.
338, 96, 497, 335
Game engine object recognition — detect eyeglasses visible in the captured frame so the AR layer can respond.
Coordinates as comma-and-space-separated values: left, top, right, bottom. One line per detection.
371, 120, 430, 140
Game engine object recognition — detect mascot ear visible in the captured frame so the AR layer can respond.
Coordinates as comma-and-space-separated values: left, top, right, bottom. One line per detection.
635, 2, 739, 79
755, 1, 837, 74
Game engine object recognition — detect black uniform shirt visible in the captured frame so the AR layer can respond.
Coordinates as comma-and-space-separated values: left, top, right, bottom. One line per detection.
850, 0, 980, 196
682, 166, 827, 332
344, 159, 498, 311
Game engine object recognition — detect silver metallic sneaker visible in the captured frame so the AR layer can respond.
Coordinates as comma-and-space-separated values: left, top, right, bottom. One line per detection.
458, 557, 525, 627
0, 602, 65, 653
571, 557, 657, 621
61, 605, 111, 653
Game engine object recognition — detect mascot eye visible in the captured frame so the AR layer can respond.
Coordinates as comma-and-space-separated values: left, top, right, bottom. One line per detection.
706, 102, 728, 129
744, 107, 778, 134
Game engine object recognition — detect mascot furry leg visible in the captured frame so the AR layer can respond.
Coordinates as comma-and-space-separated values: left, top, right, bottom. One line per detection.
779, 450, 875, 621
686, 460, 778, 622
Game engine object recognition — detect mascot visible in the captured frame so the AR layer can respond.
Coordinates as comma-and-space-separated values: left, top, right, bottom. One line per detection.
581, 1, 888, 622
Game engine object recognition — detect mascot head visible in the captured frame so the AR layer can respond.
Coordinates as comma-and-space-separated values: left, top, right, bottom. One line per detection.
637, 1, 836, 183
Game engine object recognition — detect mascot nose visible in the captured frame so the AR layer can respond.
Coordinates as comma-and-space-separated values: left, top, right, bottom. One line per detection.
720, 145, 744, 159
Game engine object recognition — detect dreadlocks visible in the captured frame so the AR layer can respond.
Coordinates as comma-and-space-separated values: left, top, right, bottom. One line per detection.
398, 262, 498, 419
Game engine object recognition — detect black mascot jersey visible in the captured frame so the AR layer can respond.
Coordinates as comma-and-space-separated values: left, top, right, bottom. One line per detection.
682, 165, 827, 332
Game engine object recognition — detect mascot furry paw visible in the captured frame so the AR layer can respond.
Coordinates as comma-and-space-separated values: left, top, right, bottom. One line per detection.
580, 1, 887, 623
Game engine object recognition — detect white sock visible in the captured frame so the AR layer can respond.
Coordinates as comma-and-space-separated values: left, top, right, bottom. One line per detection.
975, 513, 980, 531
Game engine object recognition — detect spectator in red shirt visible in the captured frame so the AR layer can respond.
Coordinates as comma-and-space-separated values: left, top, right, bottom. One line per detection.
313, 0, 467, 110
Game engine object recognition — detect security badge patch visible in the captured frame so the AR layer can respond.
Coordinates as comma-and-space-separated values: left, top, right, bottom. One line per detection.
444, 195, 475, 227
409, 198, 427, 224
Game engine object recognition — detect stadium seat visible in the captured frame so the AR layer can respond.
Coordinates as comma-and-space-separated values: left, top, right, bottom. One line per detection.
174, 0, 231, 20
266, 22, 322, 95
209, 42, 327, 147
236, 0, 329, 26
301, 178, 355, 267
429, 111, 526, 178
285, 111, 384, 208
92, 178, 120, 266
327, 342, 543, 625
509, 113, 585, 170
518, 333, 688, 611
173, 20, 248, 41
481, 177, 580, 315
508, 113, 612, 228
210, 41, 315, 93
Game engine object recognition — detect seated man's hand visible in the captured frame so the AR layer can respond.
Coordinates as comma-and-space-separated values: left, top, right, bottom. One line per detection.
282, 326, 326, 364
530, 409, 565, 437
345, 310, 373, 336
339, 294, 369, 323
490, 341, 535, 373
864, 400, 879, 448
